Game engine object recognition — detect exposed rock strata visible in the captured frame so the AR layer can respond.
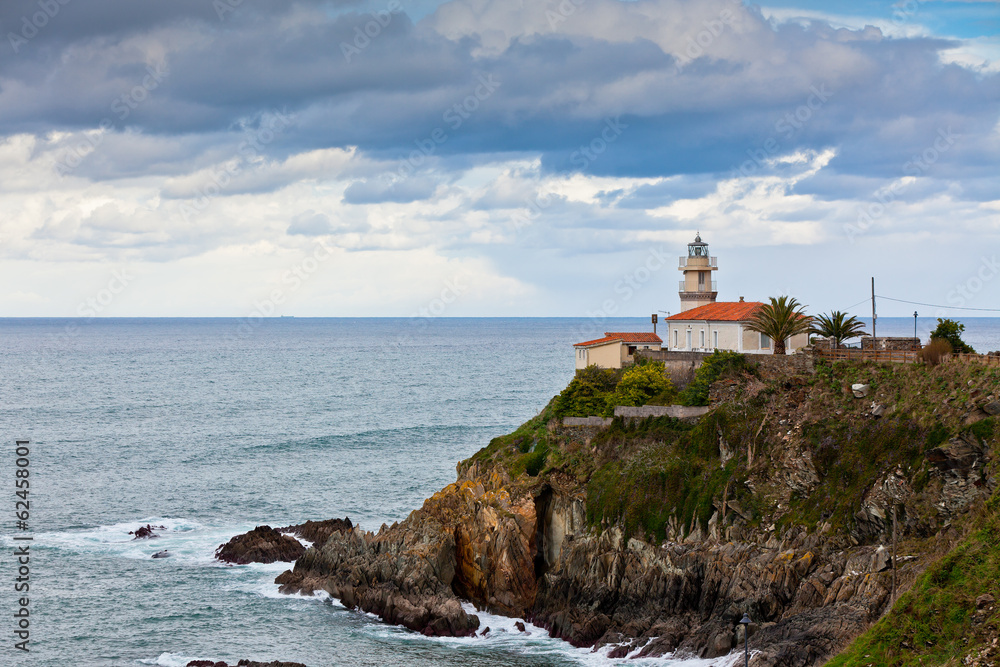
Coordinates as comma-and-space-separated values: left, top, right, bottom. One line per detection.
186, 661, 306, 667
276, 368, 997, 666
277, 518, 353, 547
216, 526, 305, 564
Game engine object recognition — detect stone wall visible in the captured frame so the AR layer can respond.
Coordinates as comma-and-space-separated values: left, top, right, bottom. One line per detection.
750, 351, 815, 379
861, 336, 921, 351
634, 350, 709, 388
562, 416, 613, 427
613, 405, 712, 419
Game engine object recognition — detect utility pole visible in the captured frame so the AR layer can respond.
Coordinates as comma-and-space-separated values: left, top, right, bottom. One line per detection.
891, 505, 898, 605
871, 277, 877, 340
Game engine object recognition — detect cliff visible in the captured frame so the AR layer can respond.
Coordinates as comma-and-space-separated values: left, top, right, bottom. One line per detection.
276, 356, 1000, 665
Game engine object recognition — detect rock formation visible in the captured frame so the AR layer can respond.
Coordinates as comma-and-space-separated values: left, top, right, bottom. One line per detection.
216, 526, 305, 564
276, 358, 999, 665
130, 524, 164, 539
186, 661, 306, 667
277, 518, 352, 547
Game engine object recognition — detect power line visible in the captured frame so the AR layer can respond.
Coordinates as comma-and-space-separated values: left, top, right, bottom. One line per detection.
842, 297, 872, 312
876, 295, 1000, 312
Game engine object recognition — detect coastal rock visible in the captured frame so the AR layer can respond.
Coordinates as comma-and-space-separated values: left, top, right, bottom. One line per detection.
982, 401, 1000, 416
216, 526, 305, 564
277, 518, 353, 547
186, 661, 307, 667
851, 384, 870, 398
151, 549, 170, 559
130, 524, 164, 539
273, 362, 998, 664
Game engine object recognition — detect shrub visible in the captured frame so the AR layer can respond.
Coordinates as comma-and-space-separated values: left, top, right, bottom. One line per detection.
679, 350, 753, 406
605, 362, 675, 414
553, 365, 621, 418
920, 339, 951, 366
930, 318, 975, 354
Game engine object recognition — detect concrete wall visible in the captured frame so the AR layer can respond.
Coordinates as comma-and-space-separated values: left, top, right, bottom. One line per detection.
613, 405, 712, 419
575, 342, 623, 370
637, 348, 815, 388
562, 416, 613, 427
636, 350, 709, 388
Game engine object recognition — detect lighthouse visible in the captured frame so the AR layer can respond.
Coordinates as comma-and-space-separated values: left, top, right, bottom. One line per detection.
678, 233, 718, 312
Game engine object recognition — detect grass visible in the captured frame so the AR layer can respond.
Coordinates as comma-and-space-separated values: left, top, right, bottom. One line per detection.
827, 491, 1000, 666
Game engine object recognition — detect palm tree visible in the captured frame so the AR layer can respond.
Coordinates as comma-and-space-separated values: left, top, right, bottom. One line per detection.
745, 296, 812, 355
810, 311, 869, 349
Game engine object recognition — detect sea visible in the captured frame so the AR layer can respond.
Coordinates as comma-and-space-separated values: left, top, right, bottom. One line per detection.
2, 317, 998, 667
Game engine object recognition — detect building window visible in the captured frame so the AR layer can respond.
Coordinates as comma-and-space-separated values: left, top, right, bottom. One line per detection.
760, 333, 771, 349
699, 330, 705, 348
713, 331, 719, 349
674, 330, 678, 348
686, 330, 692, 349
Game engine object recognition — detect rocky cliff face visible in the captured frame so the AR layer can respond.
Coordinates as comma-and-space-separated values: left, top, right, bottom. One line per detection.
277, 359, 999, 665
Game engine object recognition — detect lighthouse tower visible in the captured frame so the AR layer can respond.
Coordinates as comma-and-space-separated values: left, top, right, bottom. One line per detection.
678, 233, 718, 312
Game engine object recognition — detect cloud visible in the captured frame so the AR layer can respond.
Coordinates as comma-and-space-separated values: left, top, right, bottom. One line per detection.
343, 175, 440, 204
1, 0, 999, 316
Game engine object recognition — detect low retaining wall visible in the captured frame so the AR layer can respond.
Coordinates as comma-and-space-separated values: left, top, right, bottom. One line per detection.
562, 416, 613, 427
614, 405, 712, 419
634, 350, 709, 388
561, 405, 712, 428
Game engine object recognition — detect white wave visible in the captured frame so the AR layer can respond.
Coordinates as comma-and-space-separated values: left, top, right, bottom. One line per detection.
22, 517, 246, 565
139, 651, 205, 667
363, 601, 748, 665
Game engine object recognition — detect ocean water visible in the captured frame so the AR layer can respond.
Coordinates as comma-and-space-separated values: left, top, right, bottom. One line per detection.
1, 317, 997, 666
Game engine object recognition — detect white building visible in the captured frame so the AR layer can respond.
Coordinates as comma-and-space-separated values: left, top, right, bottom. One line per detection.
664, 235, 808, 354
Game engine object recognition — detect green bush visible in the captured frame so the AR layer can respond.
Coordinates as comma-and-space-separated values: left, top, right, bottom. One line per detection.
930, 318, 975, 354
679, 350, 753, 406
553, 365, 621, 418
605, 362, 675, 414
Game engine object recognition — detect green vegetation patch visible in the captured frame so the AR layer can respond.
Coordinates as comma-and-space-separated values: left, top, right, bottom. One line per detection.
827, 492, 1000, 666
679, 350, 754, 406
585, 409, 747, 540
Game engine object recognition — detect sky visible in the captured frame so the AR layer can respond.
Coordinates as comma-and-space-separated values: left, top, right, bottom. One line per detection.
1, 0, 998, 319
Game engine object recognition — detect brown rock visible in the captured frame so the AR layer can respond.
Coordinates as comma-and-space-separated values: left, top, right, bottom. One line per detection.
216, 526, 305, 564
277, 518, 352, 547
977, 593, 995, 609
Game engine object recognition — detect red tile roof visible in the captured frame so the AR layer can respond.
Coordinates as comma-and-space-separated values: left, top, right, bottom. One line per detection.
665, 302, 764, 322
574, 332, 663, 348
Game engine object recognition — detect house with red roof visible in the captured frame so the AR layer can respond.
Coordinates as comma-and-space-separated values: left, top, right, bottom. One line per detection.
573, 332, 662, 370
665, 235, 808, 354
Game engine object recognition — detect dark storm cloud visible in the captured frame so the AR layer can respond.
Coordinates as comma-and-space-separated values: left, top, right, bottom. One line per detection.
2, 0, 997, 193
